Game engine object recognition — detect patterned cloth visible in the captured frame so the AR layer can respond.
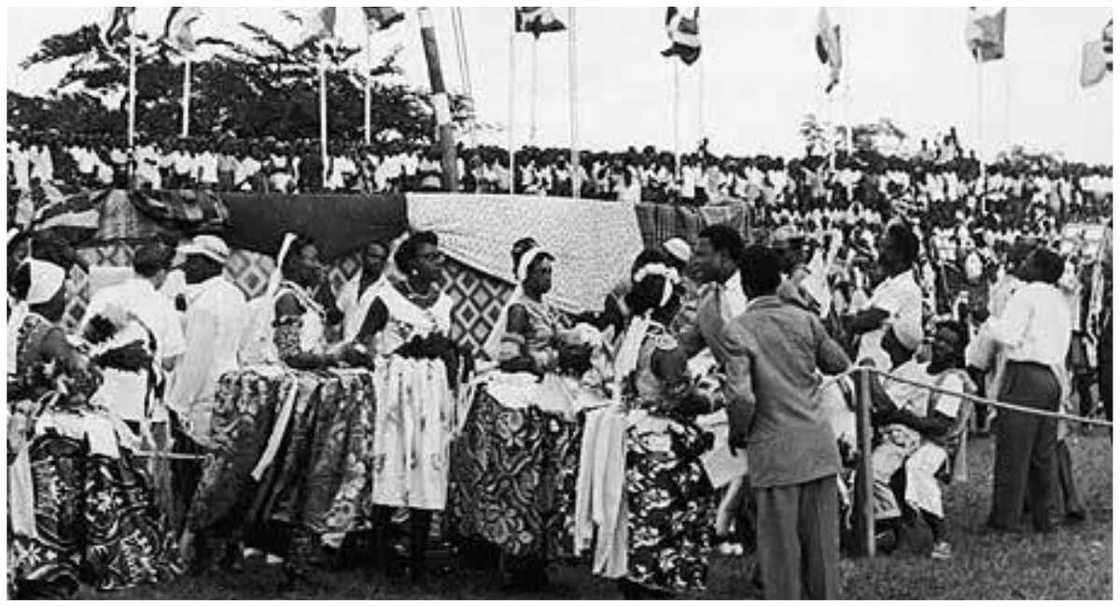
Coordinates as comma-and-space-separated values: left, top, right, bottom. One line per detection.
447, 388, 583, 560
634, 201, 750, 250
184, 367, 377, 562
407, 193, 643, 313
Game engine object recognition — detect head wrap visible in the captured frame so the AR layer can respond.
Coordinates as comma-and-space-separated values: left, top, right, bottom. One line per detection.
516, 246, 550, 282
632, 262, 680, 308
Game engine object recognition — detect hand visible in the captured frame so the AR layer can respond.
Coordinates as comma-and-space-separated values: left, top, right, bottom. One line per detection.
728, 429, 748, 457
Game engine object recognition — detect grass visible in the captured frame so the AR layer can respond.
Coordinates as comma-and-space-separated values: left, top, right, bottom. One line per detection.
88, 431, 1112, 600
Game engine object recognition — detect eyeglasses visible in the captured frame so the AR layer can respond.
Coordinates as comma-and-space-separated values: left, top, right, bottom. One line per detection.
419, 251, 444, 263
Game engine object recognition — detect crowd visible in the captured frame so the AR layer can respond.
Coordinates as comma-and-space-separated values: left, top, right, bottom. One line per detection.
6, 123, 1113, 600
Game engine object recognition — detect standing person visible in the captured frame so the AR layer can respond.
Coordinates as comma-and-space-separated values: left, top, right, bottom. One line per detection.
982, 247, 1071, 533
677, 225, 747, 362
849, 221, 924, 370
336, 239, 389, 343
355, 231, 461, 582
723, 245, 851, 600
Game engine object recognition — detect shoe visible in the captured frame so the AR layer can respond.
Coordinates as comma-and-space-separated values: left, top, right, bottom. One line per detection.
930, 541, 952, 560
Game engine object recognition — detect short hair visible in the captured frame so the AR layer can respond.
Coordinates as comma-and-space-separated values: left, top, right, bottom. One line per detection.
698, 224, 745, 262
394, 230, 439, 273
934, 319, 968, 364
885, 221, 920, 267
739, 245, 782, 296
133, 242, 173, 277
1028, 248, 1065, 285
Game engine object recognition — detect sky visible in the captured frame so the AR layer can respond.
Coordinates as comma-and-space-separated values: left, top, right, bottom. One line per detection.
4, 3, 1115, 163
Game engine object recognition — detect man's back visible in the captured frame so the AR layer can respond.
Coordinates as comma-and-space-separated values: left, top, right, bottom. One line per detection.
723, 295, 850, 488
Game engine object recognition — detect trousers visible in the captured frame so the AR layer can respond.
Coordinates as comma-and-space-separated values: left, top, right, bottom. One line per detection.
989, 361, 1060, 531
754, 474, 840, 600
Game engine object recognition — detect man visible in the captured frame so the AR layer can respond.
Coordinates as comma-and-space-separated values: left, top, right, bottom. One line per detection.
81, 242, 185, 427
336, 240, 389, 343
677, 225, 747, 362
981, 247, 1071, 533
869, 322, 970, 560
770, 225, 822, 315
850, 221, 924, 370
723, 245, 851, 600
165, 235, 247, 446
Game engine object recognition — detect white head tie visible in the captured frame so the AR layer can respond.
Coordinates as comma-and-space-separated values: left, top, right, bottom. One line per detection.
516, 246, 550, 282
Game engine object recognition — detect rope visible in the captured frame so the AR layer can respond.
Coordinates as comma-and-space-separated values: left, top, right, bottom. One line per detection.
131, 451, 208, 462
824, 366, 1113, 428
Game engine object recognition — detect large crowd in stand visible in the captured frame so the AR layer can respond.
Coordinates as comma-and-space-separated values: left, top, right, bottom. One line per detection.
6, 123, 1114, 599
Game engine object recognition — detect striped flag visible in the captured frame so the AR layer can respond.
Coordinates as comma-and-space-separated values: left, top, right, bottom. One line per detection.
514, 7, 566, 38
22, 183, 100, 235
288, 7, 338, 45
1104, 18, 1113, 71
100, 7, 135, 51
162, 7, 204, 54
965, 7, 1006, 62
661, 7, 700, 65
363, 7, 405, 33
816, 8, 842, 93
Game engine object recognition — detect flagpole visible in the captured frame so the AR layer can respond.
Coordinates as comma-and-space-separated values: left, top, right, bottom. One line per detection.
673, 60, 681, 181
530, 36, 539, 145
364, 26, 372, 145
181, 58, 191, 138
698, 54, 705, 146
568, 7, 579, 199
976, 56, 985, 212
319, 45, 329, 187
508, 11, 516, 194
127, 9, 137, 185
419, 6, 459, 192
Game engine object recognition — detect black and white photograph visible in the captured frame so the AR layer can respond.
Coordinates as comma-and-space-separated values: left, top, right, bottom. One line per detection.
3, 2, 1114, 601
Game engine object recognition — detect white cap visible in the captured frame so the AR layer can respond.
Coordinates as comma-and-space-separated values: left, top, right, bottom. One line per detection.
662, 238, 692, 266
179, 235, 231, 266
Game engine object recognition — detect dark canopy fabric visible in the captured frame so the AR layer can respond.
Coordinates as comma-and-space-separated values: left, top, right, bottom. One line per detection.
221, 193, 408, 259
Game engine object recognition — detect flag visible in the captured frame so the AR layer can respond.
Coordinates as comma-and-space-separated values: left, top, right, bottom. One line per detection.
1103, 19, 1113, 71
100, 7, 135, 50
514, 7, 566, 38
363, 7, 405, 33
966, 7, 1006, 62
1081, 40, 1109, 88
162, 7, 203, 54
816, 8, 842, 93
288, 7, 338, 45
661, 7, 701, 66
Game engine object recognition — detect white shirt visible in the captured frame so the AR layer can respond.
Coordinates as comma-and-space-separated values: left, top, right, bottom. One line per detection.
719, 271, 748, 321
336, 271, 386, 342
30, 145, 54, 183
10, 146, 30, 189
236, 156, 262, 190
165, 276, 248, 423
174, 152, 196, 176
858, 270, 923, 369
197, 151, 219, 183
984, 281, 1072, 367
81, 277, 186, 422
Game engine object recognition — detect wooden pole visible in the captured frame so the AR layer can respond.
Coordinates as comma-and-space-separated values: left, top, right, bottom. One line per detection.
319, 46, 329, 187
181, 59, 191, 138
364, 27, 372, 145
855, 368, 876, 557
977, 57, 986, 212
418, 6, 459, 192
673, 60, 681, 180
568, 7, 579, 199
508, 11, 516, 194
127, 9, 137, 184
530, 36, 539, 145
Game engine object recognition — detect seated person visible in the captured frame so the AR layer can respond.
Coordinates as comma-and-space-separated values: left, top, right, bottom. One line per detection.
868, 320, 971, 560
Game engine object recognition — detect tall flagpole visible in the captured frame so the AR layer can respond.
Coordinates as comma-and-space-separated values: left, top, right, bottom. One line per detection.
319, 45, 329, 186
508, 11, 516, 194
568, 7, 579, 199
127, 8, 137, 185
530, 36, 539, 144
364, 25, 372, 145
976, 56, 985, 212
181, 58, 191, 138
673, 60, 681, 180
698, 54, 705, 146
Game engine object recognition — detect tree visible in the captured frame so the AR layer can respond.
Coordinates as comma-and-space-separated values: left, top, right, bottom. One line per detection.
10, 18, 474, 146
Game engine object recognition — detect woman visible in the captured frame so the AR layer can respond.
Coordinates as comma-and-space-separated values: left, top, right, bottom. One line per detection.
8, 259, 181, 598
616, 262, 717, 598
354, 231, 461, 582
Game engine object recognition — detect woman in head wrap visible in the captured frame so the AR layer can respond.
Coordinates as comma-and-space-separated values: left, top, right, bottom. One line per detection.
8, 259, 181, 598
353, 230, 461, 582
614, 260, 719, 599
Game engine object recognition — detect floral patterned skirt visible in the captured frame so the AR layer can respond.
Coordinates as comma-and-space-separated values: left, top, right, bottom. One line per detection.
185, 367, 377, 564
8, 434, 183, 598
446, 386, 582, 561
625, 415, 716, 594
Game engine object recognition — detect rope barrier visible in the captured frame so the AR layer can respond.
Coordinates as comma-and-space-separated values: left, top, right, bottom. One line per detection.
823, 366, 1113, 428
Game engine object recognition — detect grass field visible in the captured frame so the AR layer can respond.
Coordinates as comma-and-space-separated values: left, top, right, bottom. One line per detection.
90, 431, 1113, 601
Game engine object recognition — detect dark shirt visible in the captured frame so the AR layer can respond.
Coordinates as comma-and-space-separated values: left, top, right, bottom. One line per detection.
722, 295, 851, 488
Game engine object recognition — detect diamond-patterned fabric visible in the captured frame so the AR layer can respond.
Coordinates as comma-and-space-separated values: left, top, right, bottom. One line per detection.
61, 244, 512, 353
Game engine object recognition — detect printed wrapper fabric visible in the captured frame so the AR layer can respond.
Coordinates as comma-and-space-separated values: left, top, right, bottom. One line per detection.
184, 367, 377, 560
634, 201, 749, 250
446, 387, 583, 560
625, 417, 716, 593
8, 434, 184, 597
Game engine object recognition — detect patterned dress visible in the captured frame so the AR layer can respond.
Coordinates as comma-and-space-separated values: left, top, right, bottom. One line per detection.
369, 281, 456, 511
623, 322, 716, 594
7, 313, 181, 598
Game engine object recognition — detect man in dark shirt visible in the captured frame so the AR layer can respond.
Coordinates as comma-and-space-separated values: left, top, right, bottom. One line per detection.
724, 245, 851, 600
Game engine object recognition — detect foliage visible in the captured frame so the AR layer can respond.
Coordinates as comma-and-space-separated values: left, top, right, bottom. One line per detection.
800, 114, 909, 156
10, 19, 474, 145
